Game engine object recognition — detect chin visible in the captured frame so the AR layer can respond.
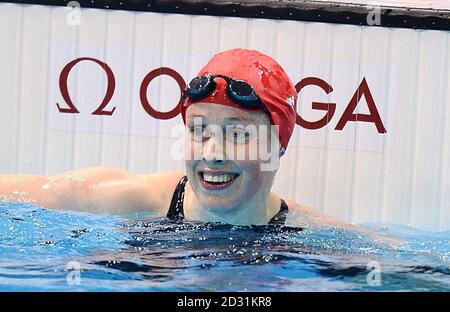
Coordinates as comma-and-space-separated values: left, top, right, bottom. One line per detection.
198, 195, 241, 213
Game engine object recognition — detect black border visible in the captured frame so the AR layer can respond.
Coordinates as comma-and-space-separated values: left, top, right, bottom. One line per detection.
0, 0, 449, 31
1, 292, 449, 309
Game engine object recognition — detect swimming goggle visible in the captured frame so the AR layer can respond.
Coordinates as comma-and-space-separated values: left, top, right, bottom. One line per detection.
183, 75, 268, 112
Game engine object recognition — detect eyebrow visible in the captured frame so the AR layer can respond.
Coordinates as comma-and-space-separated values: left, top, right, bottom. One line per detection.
224, 117, 253, 122
188, 114, 254, 123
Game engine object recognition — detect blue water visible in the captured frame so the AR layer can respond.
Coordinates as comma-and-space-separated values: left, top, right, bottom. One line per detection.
0, 202, 449, 291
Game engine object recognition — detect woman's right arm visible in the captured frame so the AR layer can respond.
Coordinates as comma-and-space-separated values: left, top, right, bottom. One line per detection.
0, 167, 184, 215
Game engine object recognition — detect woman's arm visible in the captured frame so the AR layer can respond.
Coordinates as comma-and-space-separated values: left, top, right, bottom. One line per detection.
0, 167, 184, 214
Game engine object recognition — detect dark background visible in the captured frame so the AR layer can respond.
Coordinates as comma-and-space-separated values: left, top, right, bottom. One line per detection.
0, 0, 448, 30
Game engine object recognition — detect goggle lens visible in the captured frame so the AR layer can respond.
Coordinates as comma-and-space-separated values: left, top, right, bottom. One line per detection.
184, 75, 263, 110
185, 76, 214, 99
228, 80, 259, 105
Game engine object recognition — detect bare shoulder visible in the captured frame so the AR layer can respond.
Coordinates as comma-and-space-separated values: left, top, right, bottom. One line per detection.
124, 171, 186, 213
284, 198, 401, 246
284, 199, 349, 229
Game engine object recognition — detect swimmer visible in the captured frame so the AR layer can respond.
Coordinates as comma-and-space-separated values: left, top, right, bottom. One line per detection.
0, 49, 396, 243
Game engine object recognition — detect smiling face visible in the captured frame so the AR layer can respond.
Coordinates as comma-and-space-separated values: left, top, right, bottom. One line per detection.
184, 102, 279, 213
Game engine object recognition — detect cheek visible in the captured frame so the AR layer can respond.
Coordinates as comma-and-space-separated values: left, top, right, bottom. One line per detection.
237, 160, 268, 192
184, 139, 196, 177
226, 140, 263, 162
184, 137, 202, 161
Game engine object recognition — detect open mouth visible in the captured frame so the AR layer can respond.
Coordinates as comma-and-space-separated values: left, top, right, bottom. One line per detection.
198, 171, 240, 190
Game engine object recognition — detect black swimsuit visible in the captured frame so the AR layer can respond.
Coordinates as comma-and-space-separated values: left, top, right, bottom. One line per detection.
166, 175, 289, 225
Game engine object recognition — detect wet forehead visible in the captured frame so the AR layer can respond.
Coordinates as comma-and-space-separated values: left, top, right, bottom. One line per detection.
186, 103, 270, 125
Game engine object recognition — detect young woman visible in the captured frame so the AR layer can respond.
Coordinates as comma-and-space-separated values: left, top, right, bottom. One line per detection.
0, 49, 370, 232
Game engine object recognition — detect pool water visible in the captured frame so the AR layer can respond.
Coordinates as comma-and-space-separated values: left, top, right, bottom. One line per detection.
0, 202, 449, 291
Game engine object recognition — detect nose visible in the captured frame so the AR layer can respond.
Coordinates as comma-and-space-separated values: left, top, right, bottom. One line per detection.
202, 134, 226, 165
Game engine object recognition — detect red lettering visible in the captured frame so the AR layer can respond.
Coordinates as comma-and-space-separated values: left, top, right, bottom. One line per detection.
295, 77, 336, 130
139, 67, 186, 120
57, 57, 116, 115
56, 60, 386, 135
335, 77, 386, 133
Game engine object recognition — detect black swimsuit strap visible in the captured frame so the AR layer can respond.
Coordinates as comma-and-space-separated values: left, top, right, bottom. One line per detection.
166, 175, 288, 225
166, 175, 188, 221
267, 199, 289, 226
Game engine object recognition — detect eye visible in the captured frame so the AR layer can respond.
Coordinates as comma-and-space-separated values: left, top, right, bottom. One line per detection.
227, 126, 249, 143
189, 125, 211, 141
191, 126, 203, 136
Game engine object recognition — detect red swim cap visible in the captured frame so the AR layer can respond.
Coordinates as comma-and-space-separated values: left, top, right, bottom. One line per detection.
180, 48, 297, 155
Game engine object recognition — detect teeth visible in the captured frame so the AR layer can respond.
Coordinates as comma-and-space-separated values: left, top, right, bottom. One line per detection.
203, 173, 236, 183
